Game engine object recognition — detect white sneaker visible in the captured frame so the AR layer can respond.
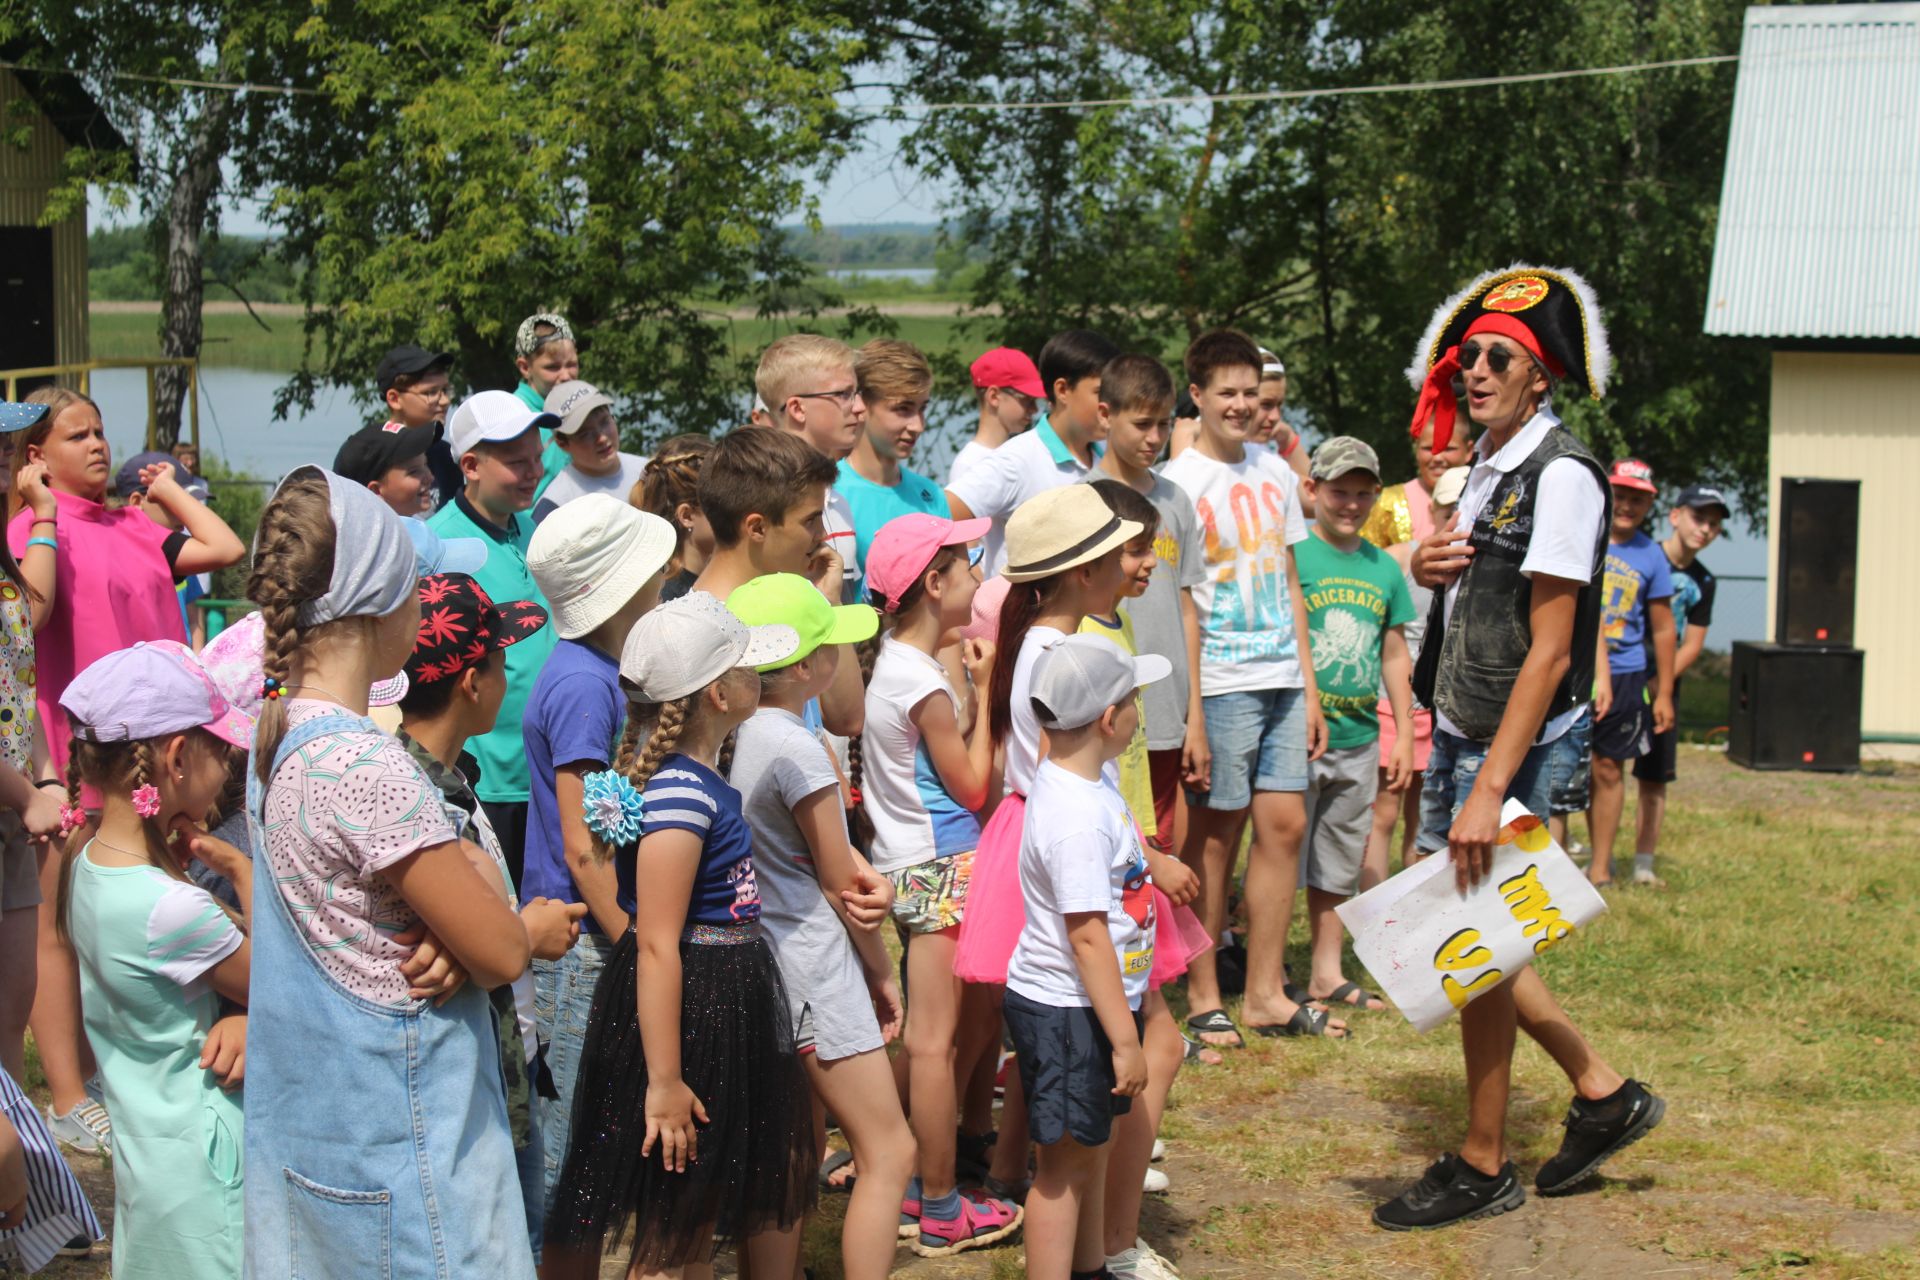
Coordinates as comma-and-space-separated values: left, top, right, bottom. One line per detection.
1151, 1137, 1166, 1162
1142, 1165, 1170, 1193
47, 1099, 112, 1156
1107, 1244, 1181, 1280
1138, 1237, 1182, 1276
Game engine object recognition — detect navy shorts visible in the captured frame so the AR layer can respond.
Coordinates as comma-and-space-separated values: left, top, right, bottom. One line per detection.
1633, 677, 1682, 783
1594, 668, 1652, 762
1003, 988, 1139, 1148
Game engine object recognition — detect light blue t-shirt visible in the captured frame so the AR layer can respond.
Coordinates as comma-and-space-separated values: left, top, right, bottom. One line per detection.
834, 460, 947, 587
1601, 532, 1673, 675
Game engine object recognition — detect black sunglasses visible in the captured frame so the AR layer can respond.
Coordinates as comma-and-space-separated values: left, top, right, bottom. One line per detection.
1458, 340, 1529, 375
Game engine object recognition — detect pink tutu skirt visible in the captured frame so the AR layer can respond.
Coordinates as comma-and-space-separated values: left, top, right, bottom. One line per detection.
953, 793, 1026, 984
1147, 888, 1212, 990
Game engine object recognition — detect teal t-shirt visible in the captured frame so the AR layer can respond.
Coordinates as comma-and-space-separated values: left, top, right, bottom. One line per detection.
834, 460, 947, 581
426, 495, 558, 802
1296, 532, 1415, 749
515, 380, 572, 504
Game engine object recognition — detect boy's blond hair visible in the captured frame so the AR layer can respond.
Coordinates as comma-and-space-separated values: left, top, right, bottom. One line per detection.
856, 337, 933, 403
755, 334, 856, 414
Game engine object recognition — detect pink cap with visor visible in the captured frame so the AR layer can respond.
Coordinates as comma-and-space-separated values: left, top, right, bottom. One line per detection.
61, 641, 256, 751
864, 513, 991, 612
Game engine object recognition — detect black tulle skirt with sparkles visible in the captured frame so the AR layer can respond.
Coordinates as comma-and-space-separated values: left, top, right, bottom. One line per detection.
543, 926, 818, 1267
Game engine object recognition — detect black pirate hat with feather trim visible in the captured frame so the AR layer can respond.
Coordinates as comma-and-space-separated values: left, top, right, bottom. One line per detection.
1405, 264, 1611, 453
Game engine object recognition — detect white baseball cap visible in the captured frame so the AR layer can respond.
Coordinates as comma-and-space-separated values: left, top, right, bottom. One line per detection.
1029, 633, 1170, 731
543, 380, 614, 437
528, 495, 676, 640
447, 390, 560, 458
619, 591, 798, 702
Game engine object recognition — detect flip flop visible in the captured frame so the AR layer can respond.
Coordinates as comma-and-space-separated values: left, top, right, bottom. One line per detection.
1184, 1008, 1245, 1050
1248, 1004, 1348, 1039
1314, 981, 1385, 1011
819, 1149, 856, 1192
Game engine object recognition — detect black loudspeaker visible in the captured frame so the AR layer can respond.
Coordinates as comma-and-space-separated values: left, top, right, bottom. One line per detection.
1727, 642, 1861, 772
1776, 478, 1858, 646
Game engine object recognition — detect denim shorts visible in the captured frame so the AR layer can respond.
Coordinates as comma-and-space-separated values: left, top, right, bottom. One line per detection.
1191, 686, 1309, 810
1547, 708, 1594, 817
1416, 728, 1555, 853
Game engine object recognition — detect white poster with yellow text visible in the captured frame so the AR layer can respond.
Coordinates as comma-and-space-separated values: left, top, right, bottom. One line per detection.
1335, 800, 1606, 1032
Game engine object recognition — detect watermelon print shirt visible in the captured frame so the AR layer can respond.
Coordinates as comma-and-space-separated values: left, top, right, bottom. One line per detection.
260, 700, 459, 1004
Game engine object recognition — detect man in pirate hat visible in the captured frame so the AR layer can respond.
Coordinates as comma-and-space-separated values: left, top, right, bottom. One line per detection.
1376, 266, 1664, 1230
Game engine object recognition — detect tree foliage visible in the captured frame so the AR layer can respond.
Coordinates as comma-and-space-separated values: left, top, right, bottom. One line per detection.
255, 0, 865, 442
878, 0, 1772, 505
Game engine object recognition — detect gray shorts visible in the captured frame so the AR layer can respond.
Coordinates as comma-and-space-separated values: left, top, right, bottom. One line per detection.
0, 810, 39, 913
1301, 743, 1380, 896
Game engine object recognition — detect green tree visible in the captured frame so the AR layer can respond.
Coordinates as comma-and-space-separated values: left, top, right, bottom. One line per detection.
878, 0, 1770, 504
256, 0, 865, 444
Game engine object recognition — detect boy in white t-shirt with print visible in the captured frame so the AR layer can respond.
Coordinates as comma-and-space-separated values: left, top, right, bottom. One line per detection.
1159, 328, 1338, 1048
1004, 634, 1168, 1280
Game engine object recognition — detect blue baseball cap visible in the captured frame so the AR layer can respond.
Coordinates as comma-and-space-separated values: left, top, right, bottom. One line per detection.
1675, 484, 1731, 517
0, 402, 48, 433
403, 516, 489, 578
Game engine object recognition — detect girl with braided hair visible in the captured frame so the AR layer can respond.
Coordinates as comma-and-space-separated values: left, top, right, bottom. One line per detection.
56, 641, 256, 1278
547, 592, 817, 1276
635, 433, 715, 603
240, 466, 536, 1277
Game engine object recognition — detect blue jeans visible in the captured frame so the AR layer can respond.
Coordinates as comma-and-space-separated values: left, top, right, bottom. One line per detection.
1547, 708, 1594, 817
1191, 686, 1309, 809
534, 929, 615, 1216
1416, 728, 1554, 853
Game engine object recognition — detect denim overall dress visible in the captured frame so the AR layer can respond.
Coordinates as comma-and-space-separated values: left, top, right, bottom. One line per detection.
242, 710, 535, 1279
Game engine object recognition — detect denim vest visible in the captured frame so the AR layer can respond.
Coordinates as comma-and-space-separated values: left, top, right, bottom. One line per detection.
243, 709, 534, 1279
1412, 426, 1607, 743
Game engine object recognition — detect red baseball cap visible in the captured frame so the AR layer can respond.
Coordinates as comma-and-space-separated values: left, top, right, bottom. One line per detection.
969, 347, 1045, 399
1608, 458, 1656, 493
866, 512, 991, 612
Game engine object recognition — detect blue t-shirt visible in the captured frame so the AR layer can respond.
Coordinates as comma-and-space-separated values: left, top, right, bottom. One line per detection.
1600, 532, 1673, 675
520, 638, 624, 927
834, 460, 947, 583
621, 754, 760, 925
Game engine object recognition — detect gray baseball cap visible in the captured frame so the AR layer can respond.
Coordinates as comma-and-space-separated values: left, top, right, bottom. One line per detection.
1309, 435, 1381, 482
1029, 634, 1171, 731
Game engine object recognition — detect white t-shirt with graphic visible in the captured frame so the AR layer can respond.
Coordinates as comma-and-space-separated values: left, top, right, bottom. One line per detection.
1159, 446, 1309, 695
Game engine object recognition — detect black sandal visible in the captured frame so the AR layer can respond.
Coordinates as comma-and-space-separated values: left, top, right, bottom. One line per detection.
1184, 1008, 1245, 1050
1249, 1004, 1348, 1039
1315, 981, 1384, 1011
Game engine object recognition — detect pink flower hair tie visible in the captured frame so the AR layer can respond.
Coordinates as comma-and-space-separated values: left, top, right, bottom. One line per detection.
58, 804, 86, 836
131, 784, 162, 819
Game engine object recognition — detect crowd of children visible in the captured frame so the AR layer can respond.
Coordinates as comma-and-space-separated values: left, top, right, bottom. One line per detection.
0, 300, 1703, 1277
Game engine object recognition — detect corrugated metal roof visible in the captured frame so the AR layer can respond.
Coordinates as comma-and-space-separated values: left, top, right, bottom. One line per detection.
1704, 4, 1920, 340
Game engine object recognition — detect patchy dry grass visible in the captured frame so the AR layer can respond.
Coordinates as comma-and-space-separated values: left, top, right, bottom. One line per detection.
28, 750, 1920, 1278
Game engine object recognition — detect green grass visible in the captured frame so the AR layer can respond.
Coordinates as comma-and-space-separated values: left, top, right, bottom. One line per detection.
28, 752, 1919, 1278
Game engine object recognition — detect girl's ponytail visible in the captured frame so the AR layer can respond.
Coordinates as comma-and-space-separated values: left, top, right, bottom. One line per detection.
845, 634, 883, 851
988, 578, 1047, 749
247, 469, 335, 786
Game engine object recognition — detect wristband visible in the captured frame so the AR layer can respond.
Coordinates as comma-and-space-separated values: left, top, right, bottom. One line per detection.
25, 537, 56, 553
1280, 432, 1300, 458
33, 778, 64, 791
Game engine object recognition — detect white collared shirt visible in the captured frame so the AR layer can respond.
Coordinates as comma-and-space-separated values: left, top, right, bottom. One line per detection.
947, 414, 1099, 574
1434, 407, 1606, 745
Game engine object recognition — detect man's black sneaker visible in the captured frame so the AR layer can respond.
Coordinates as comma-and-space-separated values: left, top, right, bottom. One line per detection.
1372, 1153, 1526, 1231
1535, 1078, 1666, 1195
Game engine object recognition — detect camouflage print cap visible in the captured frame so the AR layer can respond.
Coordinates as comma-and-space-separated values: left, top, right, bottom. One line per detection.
1309, 435, 1381, 482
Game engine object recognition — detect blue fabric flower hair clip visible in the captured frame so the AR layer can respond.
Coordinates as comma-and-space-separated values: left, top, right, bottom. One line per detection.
582, 770, 646, 845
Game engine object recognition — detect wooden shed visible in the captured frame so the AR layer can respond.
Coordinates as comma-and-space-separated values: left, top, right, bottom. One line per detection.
0, 57, 126, 374
1704, 4, 1920, 761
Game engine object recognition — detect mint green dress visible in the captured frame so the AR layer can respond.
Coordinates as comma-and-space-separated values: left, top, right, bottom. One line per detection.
69, 846, 245, 1279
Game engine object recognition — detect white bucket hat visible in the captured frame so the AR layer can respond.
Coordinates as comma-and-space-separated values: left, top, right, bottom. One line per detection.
527, 495, 677, 641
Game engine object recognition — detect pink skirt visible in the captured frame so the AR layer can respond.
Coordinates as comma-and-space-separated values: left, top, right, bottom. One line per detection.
1146, 889, 1211, 990
953, 793, 1026, 984
1378, 699, 1433, 772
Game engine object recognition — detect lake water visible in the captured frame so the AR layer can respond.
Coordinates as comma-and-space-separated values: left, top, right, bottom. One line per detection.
82, 365, 1773, 648
826, 266, 938, 284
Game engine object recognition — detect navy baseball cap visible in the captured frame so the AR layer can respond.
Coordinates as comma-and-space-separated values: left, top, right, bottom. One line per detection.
1675, 484, 1731, 517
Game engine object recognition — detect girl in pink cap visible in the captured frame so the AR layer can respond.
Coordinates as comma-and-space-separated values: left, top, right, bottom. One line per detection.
56, 641, 257, 1279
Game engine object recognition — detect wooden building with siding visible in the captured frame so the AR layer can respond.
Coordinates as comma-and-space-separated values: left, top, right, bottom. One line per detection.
0, 57, 126, 375
1704, 4, 1920, 759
